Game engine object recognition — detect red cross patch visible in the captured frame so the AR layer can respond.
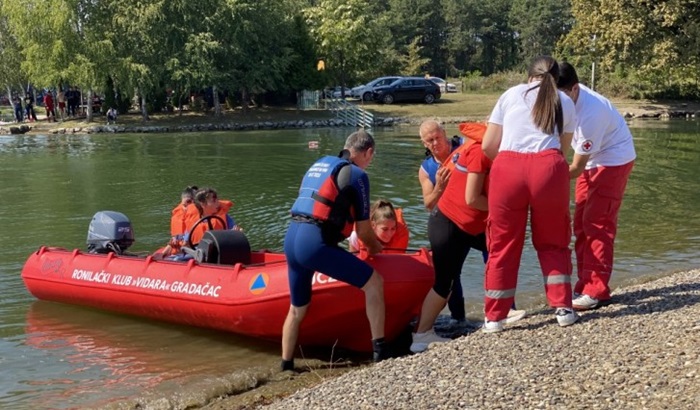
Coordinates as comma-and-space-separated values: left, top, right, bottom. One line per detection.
581, 139, 593, 152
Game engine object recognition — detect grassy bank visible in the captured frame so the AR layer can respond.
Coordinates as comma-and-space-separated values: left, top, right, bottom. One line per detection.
10, 91, 700, 136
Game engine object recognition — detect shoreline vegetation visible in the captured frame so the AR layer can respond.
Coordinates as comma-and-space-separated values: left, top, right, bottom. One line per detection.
2, 93, 699, 136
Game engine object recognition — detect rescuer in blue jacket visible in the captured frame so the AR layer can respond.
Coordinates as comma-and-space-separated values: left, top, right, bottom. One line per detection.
281, 130, 387, 369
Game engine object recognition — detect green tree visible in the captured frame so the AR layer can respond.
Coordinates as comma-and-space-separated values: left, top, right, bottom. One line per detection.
0, 10, 26, 99
386, 0, 447, 77
509, 0, 573, 66
562, 0, 700, 97
304, 0, 389, 94
399, 36, 430, 76
442, 0, 519, 75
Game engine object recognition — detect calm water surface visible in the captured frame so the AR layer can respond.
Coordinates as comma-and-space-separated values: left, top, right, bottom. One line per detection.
1, 121, 699, 408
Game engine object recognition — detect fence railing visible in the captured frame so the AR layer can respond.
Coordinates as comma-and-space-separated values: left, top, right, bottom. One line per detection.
322, 90, 374, 129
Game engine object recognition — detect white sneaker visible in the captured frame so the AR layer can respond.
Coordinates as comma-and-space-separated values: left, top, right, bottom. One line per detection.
481, 319, 504, 333
504, 309, 527, 324
410, 329, 451, 353
572, 294, 599, 311
555, 308, 579, 327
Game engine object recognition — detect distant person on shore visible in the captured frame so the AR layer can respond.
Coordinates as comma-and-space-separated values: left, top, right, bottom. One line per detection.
12, 94, 23, 122
56, 88, 66, 120
348, 198, 409, 254
481, 55, 578, 332
43, 91, 56, 122
106, 107, 118, 124
556, 62, 636, 311
24, 92, 37, 122
281, 130, 388, 371
67, 86, 79, 117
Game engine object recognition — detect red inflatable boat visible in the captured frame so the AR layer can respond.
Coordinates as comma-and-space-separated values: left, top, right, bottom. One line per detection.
21, 243, 434, 352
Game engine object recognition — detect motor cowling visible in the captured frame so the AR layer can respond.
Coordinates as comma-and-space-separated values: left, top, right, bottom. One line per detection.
86, 211, 135, 255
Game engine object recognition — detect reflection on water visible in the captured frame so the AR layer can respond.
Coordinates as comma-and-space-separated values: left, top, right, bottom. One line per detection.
18, 302, 279, 409
0, 121, 699, 407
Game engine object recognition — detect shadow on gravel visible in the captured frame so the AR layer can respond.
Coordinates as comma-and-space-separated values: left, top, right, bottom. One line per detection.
587, 281, 700, 320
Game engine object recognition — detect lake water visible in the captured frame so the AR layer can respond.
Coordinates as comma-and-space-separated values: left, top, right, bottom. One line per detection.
1, 120, 699, 408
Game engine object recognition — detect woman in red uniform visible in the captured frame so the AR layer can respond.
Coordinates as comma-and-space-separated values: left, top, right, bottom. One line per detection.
481, 55, 578, 332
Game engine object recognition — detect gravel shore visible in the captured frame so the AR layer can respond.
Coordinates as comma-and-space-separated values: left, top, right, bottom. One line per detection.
258, 269, 700, 410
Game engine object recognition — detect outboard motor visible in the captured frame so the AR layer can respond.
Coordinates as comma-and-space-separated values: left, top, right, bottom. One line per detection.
87, 211, 135, 255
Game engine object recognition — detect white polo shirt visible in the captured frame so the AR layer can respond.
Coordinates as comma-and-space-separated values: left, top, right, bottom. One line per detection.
489, 82, 577, 153
571, 85, 636, 169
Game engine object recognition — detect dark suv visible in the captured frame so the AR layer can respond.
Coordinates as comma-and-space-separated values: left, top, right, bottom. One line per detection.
372, 77, 441, 104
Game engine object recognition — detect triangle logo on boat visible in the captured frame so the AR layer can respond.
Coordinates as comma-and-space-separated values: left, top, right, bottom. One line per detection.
249, 273, 269, 295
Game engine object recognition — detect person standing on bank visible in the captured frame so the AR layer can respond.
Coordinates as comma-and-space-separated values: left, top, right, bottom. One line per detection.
481, 55, 579, 332
418, 120, 525, 329
556, 62, 636, 311
281, 130, 387, 370
418, 120, 470, 323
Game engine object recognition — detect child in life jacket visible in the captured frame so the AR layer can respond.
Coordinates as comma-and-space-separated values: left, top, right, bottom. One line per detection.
160, 186, 239, 257
348, 199, 409, 254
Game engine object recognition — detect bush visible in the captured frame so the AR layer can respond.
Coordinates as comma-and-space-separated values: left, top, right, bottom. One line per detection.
462, 70, 526, 93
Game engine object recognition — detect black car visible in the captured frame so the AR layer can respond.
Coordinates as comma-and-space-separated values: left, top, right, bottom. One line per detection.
372, 77, 441, 104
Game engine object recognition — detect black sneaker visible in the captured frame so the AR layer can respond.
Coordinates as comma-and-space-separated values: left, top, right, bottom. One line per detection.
280, 359, 295, 372
372, 338, 392, 362
373, 346, 392, 362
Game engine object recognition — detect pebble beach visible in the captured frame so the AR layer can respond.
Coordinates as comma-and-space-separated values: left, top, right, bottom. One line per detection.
251, 269, 700, 410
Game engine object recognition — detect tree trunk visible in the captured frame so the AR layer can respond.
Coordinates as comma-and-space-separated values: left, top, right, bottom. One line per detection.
86, 89, 93, 123
141, 94, 149, 121
213, 85, 221, 117
241, 87, 249, 113
177, 86, 183, 116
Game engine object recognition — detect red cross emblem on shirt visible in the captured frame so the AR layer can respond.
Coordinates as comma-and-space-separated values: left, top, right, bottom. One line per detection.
582, 139, 593, 152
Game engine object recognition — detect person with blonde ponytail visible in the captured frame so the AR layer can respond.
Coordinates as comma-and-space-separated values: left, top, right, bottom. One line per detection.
481, 56, 579, 332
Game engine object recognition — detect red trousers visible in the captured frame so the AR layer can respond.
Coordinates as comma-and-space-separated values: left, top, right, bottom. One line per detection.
484, 150, 572, 321
573, 161, 634, 300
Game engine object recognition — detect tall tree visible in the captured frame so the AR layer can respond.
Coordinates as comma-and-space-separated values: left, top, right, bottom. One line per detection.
399, 36, 430, 76
509, 0, 573, 65
0, 10, 26, 97
562, 0, 700, 96
386, 0, 448, 77
442, 0, 519, 75
304, 0, 389, 93
1, 0, 109, 122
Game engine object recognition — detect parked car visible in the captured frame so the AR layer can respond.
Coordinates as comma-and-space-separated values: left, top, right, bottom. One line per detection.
351, 76, 403, 101
331, 86, 352, 99
372, 77, 441, 104
427, 77, 458, 93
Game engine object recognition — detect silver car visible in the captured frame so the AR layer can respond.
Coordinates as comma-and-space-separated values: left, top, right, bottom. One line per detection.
351, 76, 402, 101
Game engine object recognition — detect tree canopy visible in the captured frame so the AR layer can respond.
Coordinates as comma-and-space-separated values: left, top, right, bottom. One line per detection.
1, 0, 698, 115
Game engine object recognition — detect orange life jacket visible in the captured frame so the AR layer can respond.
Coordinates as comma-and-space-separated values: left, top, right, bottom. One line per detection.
442, 122, 487, 170
355, 208, 410, 254
183, 200, 234, 245
170, 203, 190, 237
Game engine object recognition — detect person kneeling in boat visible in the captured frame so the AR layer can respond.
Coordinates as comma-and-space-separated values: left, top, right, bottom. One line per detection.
161, 187, 240, 258
348, 198, 409, 254
161, 185, 198, 256
281, 130, 388, 371
183, 187, 240, 244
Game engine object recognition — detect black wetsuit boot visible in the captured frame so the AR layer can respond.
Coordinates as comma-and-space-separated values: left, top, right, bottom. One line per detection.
372, 338, 391, 362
